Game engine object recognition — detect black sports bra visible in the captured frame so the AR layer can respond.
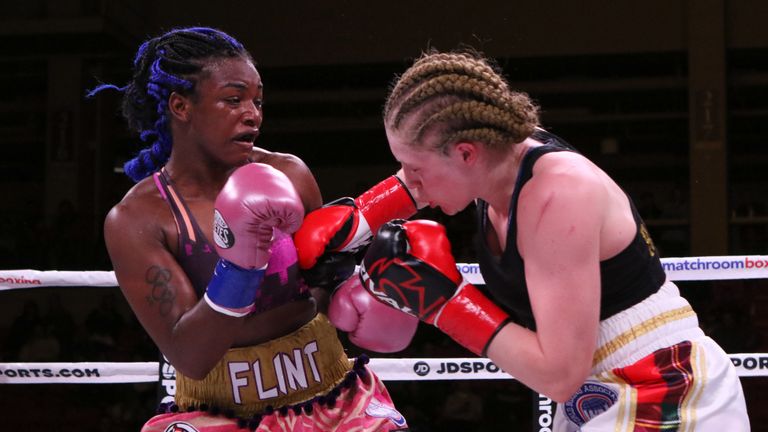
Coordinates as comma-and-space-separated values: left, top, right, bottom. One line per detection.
153, 168, 310, 313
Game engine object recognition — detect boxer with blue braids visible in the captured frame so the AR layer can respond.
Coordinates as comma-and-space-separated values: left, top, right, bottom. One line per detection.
93, 27, 408, 431
89, 27, 247, 182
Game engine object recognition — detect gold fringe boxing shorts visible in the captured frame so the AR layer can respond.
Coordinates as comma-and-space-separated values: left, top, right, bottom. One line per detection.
141, 313, 408, 431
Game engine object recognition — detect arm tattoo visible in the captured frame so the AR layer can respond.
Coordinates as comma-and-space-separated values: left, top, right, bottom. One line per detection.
145, 265, 176, 316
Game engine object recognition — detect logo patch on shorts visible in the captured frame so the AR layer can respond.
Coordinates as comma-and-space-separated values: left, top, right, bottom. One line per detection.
365, 399, 407, 427
164, 422, 200, 432
563, 381, 618, 426
213, 209, 234, 249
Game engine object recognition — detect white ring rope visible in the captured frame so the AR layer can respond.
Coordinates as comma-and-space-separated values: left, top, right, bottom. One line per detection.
1, 354, 766, 385
0, 269, 118, 290
2, 255, 768, 290
1, 255, 767, 384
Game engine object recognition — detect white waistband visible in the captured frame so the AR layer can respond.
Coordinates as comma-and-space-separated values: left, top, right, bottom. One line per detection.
592, 280, 704, 374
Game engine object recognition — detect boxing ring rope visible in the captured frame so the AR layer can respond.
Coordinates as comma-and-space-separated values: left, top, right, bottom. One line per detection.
2, 254, 768, 385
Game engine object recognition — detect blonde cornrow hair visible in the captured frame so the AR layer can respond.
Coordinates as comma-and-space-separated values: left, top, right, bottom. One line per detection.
384, 49, 540, 152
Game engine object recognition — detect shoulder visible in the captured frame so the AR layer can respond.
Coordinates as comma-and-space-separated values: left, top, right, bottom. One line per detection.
513, 151, 611, 270
527, 151, 604, 200
104, 177, 170, 244
518, 151, 607, 230
251, 148, 310, 177
250, 147, 322, 211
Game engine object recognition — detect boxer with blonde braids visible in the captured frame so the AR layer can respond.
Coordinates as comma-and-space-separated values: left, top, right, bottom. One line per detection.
92, 27, 408, 431
360, 48, 750, 431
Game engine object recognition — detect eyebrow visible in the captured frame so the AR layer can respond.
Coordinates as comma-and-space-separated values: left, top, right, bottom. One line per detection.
221, 82, 264, 90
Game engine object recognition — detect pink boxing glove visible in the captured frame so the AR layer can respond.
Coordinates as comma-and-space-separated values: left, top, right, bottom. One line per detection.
213, 163, 305, 269
205, 163, 305, 317
329, 274, 418, 353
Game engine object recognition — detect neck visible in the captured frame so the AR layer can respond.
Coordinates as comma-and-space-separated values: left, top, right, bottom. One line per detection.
164, 123, 238, 196
164, 153, 232, 199
479, 138, 537, 216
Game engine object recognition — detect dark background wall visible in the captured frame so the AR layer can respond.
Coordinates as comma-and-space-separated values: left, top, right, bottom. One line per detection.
1, 0, 767, 430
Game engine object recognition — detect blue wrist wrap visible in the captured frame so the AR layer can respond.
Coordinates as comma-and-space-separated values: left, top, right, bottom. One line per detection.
205, 259, 265, 313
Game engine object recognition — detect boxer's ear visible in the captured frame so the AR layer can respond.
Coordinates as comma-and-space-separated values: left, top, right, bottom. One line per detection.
168, 91, 191, 122
454, 142, 479, 165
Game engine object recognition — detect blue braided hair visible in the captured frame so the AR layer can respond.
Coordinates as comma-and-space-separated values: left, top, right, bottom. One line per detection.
87, 27, 251, 182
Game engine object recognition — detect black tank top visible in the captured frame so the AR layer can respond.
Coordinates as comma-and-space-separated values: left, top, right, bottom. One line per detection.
475, 130, 666, 330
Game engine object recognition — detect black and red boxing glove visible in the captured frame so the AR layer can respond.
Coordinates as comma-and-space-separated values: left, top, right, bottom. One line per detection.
294, 176, 417, 290
359, 219, 511, 356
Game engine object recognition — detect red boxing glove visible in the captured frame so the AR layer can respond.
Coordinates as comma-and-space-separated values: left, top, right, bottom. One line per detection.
329, 274, 418, 353
294, 175, 417, 289
214, 163, 305, 270
360, 219, 510, 356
